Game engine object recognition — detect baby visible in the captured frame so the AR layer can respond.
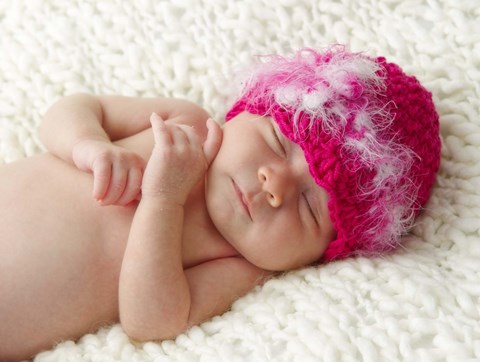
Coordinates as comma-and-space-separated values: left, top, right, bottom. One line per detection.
0, 46, 440, 361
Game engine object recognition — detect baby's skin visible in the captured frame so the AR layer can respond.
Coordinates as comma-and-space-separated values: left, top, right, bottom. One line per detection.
0, 94, 334, 361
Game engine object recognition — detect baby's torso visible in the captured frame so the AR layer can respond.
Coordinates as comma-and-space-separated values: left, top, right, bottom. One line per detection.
0, 140, 235, 351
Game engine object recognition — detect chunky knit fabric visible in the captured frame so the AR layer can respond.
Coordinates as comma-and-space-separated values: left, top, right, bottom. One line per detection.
225, 46, 441, 261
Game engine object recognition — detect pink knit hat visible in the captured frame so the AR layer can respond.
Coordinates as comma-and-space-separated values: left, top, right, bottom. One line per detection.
225, 46, 441, 261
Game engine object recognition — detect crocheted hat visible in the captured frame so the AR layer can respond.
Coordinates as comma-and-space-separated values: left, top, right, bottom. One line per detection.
225, 46, 441, 261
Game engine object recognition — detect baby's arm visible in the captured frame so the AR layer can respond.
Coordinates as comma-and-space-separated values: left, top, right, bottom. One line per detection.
118, 113, 214, 338
119, 114, 268, 341
40, 93, 209, 205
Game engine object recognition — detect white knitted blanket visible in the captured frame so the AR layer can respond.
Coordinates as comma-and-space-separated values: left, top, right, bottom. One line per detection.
1, 1, 479, 361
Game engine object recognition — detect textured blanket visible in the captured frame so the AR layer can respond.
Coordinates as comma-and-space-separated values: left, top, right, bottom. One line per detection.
1, 0, 479, 361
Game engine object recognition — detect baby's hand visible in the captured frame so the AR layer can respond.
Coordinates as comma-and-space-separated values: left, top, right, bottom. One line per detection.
141, 113, 222, 205
72, 139, 145, 206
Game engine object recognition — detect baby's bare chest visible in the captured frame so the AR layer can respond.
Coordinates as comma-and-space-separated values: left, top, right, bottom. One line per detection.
0, 155, 131, 275
0, 154, 238, 339
0, 154, 232, 272
0, 155, 132, 327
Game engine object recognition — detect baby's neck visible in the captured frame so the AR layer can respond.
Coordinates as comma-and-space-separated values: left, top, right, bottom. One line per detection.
181, 180, 239, 268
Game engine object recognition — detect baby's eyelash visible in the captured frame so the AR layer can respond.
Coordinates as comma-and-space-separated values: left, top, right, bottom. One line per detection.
271, 124, 286, 156
303, 193, 319, 225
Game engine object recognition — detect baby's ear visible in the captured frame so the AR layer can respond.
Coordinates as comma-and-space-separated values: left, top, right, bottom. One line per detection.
203, 118, 223, 166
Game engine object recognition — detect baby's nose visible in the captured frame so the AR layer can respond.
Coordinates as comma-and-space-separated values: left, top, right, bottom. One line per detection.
258, 165, 295, 207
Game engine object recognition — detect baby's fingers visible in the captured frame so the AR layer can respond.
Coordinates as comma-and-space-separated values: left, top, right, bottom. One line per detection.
99, 162, 128, 205
172, 123, 200, 148
114, 167, 143, 206
92, 157, 112, 202
150, 112, 170, 145
203, 118, 223, 166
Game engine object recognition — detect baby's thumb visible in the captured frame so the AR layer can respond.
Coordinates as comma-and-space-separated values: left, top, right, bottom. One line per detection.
203, 118, 222, 166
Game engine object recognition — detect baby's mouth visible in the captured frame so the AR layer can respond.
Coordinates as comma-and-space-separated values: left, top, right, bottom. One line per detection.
232, 179, 252, 220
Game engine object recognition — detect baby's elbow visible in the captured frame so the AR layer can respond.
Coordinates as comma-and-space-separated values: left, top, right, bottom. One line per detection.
122, 326, 155, 343
122, 317, 188, 343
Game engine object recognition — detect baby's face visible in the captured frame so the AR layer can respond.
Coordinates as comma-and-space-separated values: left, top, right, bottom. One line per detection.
205, 112, 336, 271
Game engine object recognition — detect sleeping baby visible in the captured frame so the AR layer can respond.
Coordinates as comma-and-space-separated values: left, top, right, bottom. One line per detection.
0, 46, 440, 361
